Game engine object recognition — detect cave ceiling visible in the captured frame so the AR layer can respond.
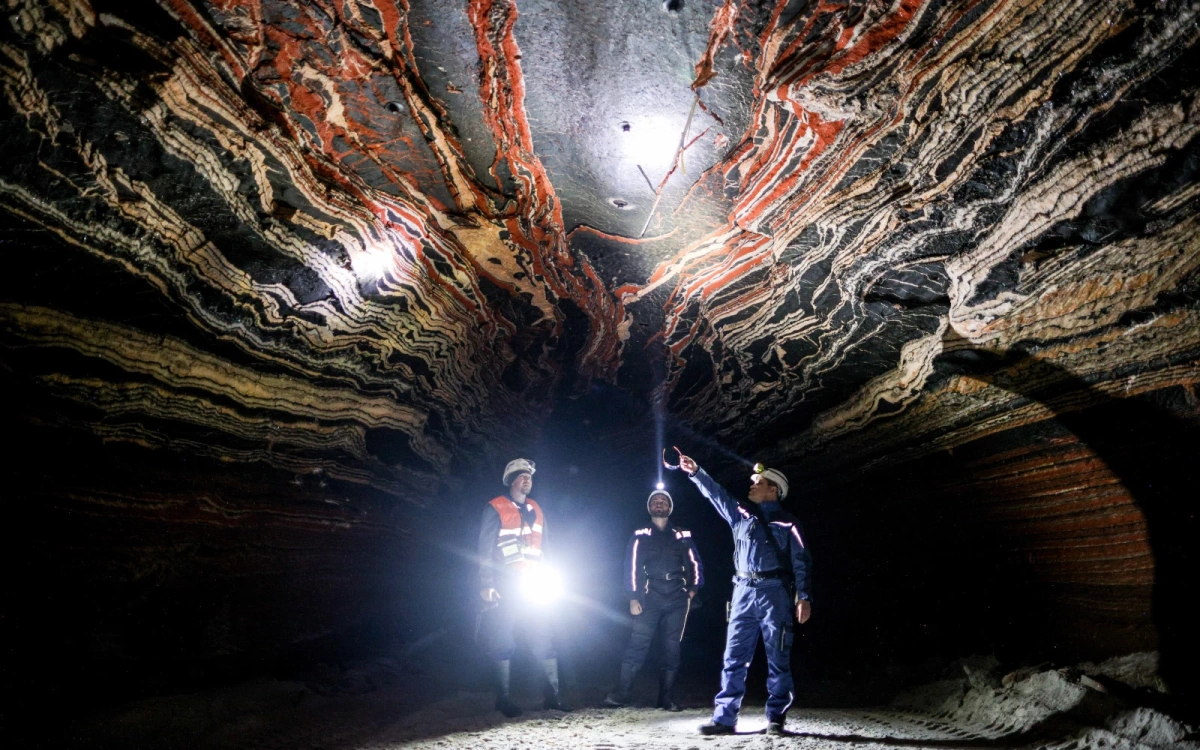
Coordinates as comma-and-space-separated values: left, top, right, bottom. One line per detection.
2, 0, 1199, 502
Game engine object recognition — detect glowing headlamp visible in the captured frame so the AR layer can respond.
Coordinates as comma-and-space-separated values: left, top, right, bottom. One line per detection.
750, 463, 789, 498
518, 563, 564, 607
751, 462, 768, 484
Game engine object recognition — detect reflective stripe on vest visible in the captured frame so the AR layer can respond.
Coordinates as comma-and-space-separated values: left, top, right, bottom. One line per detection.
489, 496, 545, 569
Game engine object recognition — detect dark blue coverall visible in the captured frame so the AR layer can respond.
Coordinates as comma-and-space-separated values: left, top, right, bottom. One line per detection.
619, 525, 705, 672
689, 468, 813, 727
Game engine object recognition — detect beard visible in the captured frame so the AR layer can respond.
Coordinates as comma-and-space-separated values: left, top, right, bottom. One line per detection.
649, 508, 670, 519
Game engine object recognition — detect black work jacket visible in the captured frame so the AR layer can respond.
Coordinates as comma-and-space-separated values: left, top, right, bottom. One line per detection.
623, 524, 705, 605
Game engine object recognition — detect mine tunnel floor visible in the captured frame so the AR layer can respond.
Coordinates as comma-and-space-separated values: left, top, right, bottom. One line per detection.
62, 655, 1195, 750
64, 697, 1071, 749
322, 701, 1071, 749
354, 702, 1040, 749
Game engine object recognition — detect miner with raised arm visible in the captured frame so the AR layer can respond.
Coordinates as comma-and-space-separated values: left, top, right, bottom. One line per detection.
603, 488, 704, 711
676, 452, 812, 736
478, 458, 568, 716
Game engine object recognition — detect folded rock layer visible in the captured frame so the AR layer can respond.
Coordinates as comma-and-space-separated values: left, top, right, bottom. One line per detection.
1, 0, 1197, 679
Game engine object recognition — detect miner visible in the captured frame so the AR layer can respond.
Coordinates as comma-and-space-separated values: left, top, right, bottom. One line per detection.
477, 458, 568, 716
676, 453, 812, 736
603, 489, 705, 711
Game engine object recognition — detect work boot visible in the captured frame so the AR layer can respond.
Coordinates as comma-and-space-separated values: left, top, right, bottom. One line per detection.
541, 658, 571, 711
766, 721, 786, 736
657, 670, 682, 711
493, 660, 522, 718
603, 663, 637, 707
699, 721, 735, 735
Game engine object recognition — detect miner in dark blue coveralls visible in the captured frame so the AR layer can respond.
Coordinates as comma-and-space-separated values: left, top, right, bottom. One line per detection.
677, 453, 813, 737
603, 489, 705, 711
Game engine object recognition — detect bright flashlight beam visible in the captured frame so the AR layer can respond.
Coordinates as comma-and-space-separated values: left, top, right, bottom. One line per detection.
654, 390, 667, 486
656, 481, 665, 490
620, 115, 688, 168
432, 541, 632, 625
655, 417, 664, 485
350, 249, 389, 281
518, 564, 564, 607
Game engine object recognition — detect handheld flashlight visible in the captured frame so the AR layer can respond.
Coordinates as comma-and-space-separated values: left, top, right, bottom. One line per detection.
518, 564, 564, 607
663, 446, 683, 470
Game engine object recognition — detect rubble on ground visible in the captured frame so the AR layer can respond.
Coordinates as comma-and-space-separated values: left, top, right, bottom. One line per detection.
891, 653, 1197, 750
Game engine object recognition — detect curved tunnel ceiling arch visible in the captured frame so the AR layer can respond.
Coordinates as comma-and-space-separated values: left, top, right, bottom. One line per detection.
0, 0, 1197, 505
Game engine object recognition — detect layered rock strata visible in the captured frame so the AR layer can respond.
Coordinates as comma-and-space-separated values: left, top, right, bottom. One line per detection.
2, 0, 1197, 671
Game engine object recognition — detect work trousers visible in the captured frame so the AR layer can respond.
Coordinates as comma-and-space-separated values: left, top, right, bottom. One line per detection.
712, 579, 794, 726
620, 595, 689, 672
482, 597, 555, 661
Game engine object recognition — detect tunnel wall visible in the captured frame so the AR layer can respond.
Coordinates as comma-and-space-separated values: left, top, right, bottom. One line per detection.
4, 421, 416, 705
2, 0, 1198, 712
802, 384, 1196, 682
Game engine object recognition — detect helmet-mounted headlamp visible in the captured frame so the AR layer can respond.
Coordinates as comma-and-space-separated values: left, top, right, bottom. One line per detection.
751, 463, 790, 499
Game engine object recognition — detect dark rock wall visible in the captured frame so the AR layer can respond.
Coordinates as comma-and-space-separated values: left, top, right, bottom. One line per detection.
1, 0, 613, 678
1, 0, 1198, 697
800, 384, 1198, 689
4, 423, 414, 701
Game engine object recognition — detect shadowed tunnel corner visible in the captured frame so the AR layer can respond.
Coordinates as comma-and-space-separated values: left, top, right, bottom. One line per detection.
935, 345, 1200, 708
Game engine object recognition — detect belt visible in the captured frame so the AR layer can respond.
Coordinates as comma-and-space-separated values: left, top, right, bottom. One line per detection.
734, 569, 784, 581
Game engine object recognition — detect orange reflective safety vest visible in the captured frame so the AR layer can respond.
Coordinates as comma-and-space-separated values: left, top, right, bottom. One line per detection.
489, 495, 544, 569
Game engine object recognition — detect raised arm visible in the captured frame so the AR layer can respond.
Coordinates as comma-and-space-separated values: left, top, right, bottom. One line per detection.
685, 463, 740, 527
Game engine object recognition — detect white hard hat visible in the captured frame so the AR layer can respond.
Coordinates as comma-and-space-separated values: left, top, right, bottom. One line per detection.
647, 490, 673, 514
502, 458, 536, 486
751, 465, 789, 499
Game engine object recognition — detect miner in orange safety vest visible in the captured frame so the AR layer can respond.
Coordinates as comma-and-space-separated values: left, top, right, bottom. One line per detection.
477, 458, 567, 716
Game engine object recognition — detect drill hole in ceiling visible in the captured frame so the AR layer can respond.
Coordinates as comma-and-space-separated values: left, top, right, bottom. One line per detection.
620, 121, 631, 132
609, 198, 633, 210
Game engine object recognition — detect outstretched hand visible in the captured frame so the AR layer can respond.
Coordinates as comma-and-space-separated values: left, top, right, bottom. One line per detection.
678, 454, 698, 474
